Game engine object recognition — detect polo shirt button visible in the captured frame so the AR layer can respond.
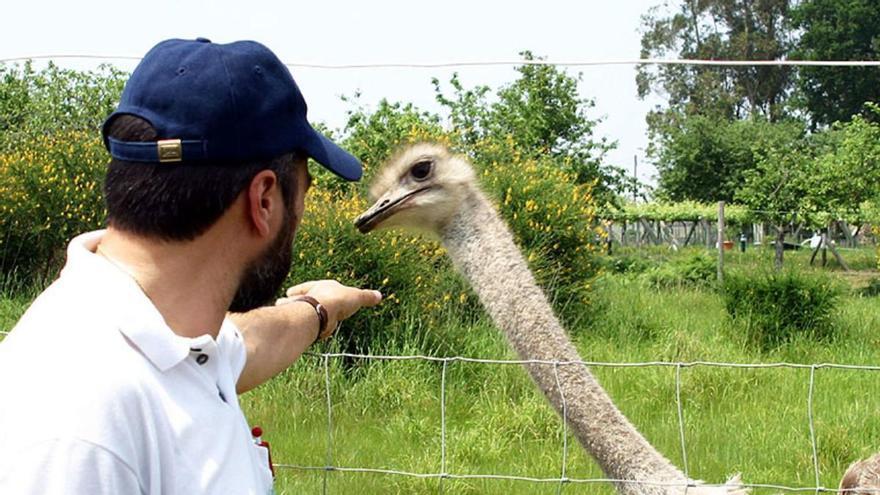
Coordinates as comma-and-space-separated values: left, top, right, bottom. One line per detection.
196, 354, 209, 365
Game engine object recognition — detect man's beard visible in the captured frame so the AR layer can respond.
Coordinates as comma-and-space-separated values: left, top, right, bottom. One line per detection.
228, 211, 295, 313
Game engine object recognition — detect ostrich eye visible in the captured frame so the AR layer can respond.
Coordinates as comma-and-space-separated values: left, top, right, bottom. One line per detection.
410, 160, 433, 181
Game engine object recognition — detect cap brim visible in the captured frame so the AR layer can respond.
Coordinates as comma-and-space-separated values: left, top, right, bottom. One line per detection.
302, 130, 362, 181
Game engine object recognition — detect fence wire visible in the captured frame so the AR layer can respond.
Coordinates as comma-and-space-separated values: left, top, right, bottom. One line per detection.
4, 54, 880, 69
259, 351, 880, 494
0, 333, 877, 492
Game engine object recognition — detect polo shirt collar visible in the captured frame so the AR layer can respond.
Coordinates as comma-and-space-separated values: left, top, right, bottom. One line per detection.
63, 230, 208, 372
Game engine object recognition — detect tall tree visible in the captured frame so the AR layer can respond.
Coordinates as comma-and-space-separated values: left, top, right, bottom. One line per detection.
639, 0, 800, 202
791, 0, 880, 127
638, 0, 795, 122
653, 114, 804, 202
433, 52, 631, 201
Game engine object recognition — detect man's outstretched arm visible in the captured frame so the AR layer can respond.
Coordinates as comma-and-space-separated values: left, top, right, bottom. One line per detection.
231, 280, 382, 394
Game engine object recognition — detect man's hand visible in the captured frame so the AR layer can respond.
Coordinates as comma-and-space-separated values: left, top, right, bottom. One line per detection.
276, 280, 383, 340
233, 280, 382, 394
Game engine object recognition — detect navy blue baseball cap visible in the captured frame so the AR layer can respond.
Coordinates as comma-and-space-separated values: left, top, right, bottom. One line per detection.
102, 37, 362, 181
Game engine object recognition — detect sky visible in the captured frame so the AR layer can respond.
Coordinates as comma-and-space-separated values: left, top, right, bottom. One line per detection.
0, 0, 664, 185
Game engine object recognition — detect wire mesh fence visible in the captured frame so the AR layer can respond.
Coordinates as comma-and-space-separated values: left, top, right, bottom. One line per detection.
0, 322, 878, 493
254, 352, 880, 494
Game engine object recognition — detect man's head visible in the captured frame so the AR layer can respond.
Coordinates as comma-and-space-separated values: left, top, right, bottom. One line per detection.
102, 38, 361, 311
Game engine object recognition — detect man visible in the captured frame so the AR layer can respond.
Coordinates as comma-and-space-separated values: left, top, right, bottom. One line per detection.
0, 38, 381, 494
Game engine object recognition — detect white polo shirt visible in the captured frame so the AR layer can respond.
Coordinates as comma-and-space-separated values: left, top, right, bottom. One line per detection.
0, 231, 273, 494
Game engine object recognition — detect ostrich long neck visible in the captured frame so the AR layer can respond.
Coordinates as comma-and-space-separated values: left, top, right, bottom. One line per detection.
440, 188, 687, 494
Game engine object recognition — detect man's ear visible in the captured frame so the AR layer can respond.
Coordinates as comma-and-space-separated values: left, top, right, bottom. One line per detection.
246, 170, 280, 238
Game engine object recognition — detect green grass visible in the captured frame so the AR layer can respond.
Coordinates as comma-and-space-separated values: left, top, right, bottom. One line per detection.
2, 245, 879, 494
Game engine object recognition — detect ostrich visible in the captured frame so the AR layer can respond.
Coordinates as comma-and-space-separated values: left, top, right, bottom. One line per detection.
840, 453, 880, 494
354, 143, 745, 495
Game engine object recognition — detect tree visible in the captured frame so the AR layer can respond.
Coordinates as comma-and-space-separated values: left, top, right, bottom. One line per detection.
432, 52, 628, 202
638, 0, 795, 122
653, 115, 805, 202
639, 1, 801, 204
736, 106, 880, 269
339, 96, 445, 177
736, 138, 814, 268
791, 0, 880, 127
806, 104, 880, 223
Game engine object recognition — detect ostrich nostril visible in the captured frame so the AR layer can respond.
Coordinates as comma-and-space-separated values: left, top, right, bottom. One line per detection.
380, 199, 390, 207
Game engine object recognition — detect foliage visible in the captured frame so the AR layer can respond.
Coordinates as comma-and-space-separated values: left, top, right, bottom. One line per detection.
652, 114, 806, 203
337, 96, 447, 184
790, 0, 880, 127
805, 107, 880, 224
432, 52, 630, 202
605, 200, 750, 225
600, 253, 655, 275
0, 131, 107, 285
865, 199, 880, 269
638, 0, 795, 122
643, 251, 716, 289
640, 0, 880, 215
0, 62, 125, 153
735, 129, 816, 267
290, 126, 601, 353
732, 107, 880, 268
861, 278, 880, 298
475, 137, 602, 314
723, 270, 842, 350
0, 62, 123, 286
736, 135, 812, 226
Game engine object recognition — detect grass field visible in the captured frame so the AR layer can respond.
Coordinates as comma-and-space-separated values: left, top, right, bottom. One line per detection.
2, 244, 878, 494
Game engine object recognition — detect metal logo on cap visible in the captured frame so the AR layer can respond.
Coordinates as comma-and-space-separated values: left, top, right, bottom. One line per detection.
157, 139, 183, 163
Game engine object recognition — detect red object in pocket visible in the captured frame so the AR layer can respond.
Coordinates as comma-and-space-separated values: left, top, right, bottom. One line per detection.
251, 426, 275, 478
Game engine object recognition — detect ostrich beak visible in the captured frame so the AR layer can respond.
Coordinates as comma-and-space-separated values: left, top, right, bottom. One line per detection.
355, 186, 431, 234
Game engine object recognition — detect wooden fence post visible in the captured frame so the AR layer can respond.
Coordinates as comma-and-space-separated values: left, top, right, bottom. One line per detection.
717, 201, 725, 284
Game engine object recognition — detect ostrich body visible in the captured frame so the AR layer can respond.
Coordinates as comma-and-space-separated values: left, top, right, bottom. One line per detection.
840, 453, 880, 494
354, 144, 744, 495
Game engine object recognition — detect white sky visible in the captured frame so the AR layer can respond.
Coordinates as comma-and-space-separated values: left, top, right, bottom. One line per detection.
0, 0, 663, 185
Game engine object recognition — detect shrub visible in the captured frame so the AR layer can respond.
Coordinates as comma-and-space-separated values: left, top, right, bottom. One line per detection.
722, 270, 842, 350
643, 252, 715, 289
0, 131, 107, 287
0, 65, 603, 356
291, 128, 601, 354
601, 253, 654, 275
861, 278, 880, 298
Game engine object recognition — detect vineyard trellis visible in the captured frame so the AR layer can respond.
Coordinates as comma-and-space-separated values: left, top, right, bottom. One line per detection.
602, 202, 876, 258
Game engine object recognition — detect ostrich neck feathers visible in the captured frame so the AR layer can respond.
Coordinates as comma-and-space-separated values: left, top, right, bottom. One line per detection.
439, 188, 689, 494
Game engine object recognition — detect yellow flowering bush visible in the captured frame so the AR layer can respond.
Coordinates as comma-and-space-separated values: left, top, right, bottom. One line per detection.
290, 125, 600, 354
0, 131, 106, 284
0, 64, 602, 355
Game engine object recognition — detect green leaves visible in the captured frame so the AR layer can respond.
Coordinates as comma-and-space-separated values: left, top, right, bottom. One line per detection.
791, 0, 880, 127
0, 62, 125, 153
723, 270, 843, 350
638, 0, 794, 122
432, 52, 624, 201
654, 115, 805, 203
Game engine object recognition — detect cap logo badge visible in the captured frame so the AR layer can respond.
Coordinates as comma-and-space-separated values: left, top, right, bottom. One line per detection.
157, 139, 183, 162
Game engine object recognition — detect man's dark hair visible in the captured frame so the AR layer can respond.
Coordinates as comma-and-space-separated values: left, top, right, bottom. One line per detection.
103, 115, 296, 241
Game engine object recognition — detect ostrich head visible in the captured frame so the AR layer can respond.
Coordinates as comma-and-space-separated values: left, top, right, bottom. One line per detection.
355, 143, 476, 234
